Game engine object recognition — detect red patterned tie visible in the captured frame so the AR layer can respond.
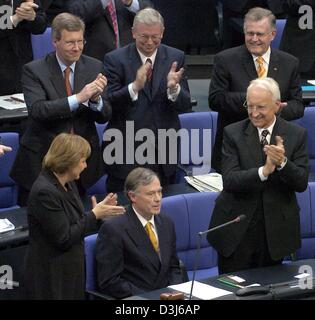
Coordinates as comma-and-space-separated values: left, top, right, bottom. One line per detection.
108, 0, 119, 48
146, 58, 153, 81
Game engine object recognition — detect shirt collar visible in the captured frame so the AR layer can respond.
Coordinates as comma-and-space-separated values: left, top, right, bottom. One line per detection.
56, 53, 76, 73
136, 48, 158, 67
252, 46, 271, 66
257, 116, 277, 138
132, 205, 156, 229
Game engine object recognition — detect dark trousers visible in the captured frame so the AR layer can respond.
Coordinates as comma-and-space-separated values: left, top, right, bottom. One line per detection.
218, 220, 282, 274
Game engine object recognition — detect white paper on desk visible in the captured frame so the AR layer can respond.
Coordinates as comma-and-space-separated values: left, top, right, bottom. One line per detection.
0, 218, 15, 233
307, 80, 315, 85
168, 281, 232, 300
0, 93, 26, 110
185, 173, 223, 192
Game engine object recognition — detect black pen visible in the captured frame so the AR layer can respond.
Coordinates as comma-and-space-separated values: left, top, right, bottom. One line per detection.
10, 96, 25, 103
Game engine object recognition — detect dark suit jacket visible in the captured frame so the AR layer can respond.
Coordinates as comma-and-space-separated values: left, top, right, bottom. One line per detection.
208, 45, 304, 172
103, 43, 191, 180
63, 0, 151, 61
280, 0, 315, 78
207, 117, 309, 260
96, 206, 183, 298
23, 169, 99, 299
10, 53, 111, 191
0, 0, 47, 95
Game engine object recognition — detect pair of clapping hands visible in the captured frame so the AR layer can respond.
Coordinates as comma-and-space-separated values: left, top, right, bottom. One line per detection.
263, 136, 286, 177
91, 193, 125, 220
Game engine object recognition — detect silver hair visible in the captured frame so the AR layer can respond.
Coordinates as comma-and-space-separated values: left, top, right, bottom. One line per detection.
133, 8, 164, 29
124, 167, 159, 200
247, 77, 281, 102
244, 7, 276, 31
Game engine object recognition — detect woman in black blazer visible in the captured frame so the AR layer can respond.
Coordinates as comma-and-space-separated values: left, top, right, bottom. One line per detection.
23, 133, 125, 300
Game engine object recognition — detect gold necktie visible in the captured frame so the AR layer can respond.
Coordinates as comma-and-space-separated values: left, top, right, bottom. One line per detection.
145, 222, 159, 253
256, 56, 266, 78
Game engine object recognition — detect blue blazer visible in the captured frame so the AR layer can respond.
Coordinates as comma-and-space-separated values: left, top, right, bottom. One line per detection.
96, 206, 183, 299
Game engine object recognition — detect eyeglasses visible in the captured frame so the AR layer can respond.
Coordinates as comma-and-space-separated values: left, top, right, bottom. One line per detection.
245, 31, 272, 38
138, 34, 162, 42
243, 101, 269, 113
64, 40, 86, 47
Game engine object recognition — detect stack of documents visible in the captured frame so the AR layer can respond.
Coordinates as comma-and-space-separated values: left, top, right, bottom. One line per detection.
185, 173, 223, 192
168, 281, 231, 300
0, 218, 15, 233
0, 93, 26, 110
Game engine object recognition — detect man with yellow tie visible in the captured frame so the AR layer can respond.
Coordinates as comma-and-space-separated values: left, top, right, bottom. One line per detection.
96, 167, 184, 299
208, 7, 304, 174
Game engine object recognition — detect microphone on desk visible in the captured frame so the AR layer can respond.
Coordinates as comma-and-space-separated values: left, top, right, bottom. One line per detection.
188, 214, 246, 300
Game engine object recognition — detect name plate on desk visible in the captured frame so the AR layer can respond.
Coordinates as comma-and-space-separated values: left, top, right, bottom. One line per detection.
0, 94, 26, 110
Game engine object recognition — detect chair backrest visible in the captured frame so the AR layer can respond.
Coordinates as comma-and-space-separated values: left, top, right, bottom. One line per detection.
296, 183, 315, 259
84, 233, 98, 293
178, 111, 213, 174
86, 123, 108, 196
294, 107, 315, 173
31, 27, 54, 60
271, 19, 286, 49
95, 122, 108, 147
0, 132, 19, 209
161, 192, 219, 279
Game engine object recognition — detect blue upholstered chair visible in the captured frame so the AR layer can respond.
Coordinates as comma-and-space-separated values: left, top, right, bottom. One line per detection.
177, 112, 214, 182
161, 192, 219, 280
294, 107, 315, 173
84, 233, 115, 300
86, 123, 108, 196
271, 19, 286, 49
0, 132, 19, 212
31, 27, 54, 60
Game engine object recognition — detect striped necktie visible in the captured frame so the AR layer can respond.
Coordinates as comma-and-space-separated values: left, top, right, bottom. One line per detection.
108, 1, 119, 48
256, 56, 266, 78
260, 129, 269, 146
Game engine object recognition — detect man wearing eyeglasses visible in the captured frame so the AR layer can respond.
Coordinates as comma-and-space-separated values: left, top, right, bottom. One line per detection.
102, 8, 191, 193
207, 77, 309, 274
209, 7, 304, 174
10, 13, 111, 205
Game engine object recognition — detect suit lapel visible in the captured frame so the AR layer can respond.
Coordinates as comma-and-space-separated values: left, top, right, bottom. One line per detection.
241, 46, 258, 80
154, 215, 168, 264
151, 46, 167, 100
267, 49, 280, 81
48, 54, 68, 98
270, 117, 286, 146
244, 121, 264, 165
125, 208, 161, 271
129, 46, 152, 100
73, 58, 88, 94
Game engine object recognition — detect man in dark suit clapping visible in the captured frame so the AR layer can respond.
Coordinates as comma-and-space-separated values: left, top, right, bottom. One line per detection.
10, 13, 111, 205
207, 77, 309, 274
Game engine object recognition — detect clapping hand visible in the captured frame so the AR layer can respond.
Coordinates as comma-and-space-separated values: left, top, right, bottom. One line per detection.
91, 193, 125, 219
167, 61, 184, 91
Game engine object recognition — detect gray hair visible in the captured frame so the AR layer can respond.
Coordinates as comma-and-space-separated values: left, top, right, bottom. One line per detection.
133, 8, 164, 29
125, 167, 159, 200
247, 77, 281, 102
51, 13, 85, 40
244, 7, 276, 31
